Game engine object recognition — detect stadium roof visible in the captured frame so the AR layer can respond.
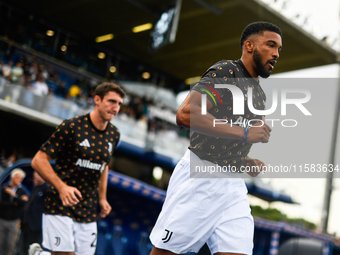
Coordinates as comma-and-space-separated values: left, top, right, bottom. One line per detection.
3, 0, 340, 81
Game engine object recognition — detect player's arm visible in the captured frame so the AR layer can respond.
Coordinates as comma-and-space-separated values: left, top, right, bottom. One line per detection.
245, 156, 265, 177
31, 150, 82, 206
176, 90, 271, 143
98, 165, 111, 217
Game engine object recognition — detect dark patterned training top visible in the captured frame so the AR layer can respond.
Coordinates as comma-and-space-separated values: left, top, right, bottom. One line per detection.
40, 113, 120, 223
190, 59, 266, 171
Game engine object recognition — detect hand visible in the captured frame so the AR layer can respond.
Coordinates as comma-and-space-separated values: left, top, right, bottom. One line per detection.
4, 187, 16, 197
99, 199, 111, 218
245, 158, 265, 177
58, 184, 82, 206
20, 195, 29, 201
246, 117, 271, 143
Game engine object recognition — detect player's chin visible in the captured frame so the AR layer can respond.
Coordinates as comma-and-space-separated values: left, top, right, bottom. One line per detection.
106, 113, 116, 121
261, 72, 271, 79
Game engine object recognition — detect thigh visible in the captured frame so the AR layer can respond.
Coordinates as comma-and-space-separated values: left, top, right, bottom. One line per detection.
207, 187, 254, 255
42, 214, 75, 252
0, 220, 18, 255
0, 219, 6, 254
150, 177, 231, 254
74, 221, 97, 255
7, 220, 19, 249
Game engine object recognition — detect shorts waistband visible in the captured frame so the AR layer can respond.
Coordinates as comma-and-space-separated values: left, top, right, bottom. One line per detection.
183, 149, 242, 178
182, 149, 192, 161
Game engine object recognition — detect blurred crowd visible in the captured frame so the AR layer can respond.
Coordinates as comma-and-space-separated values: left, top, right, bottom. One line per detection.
0, 39, 97, 109
0, 58, 95, 109
0, 43, 179, 130
0, 39, 189, 171
0, 48, 189, 135
0, 149, 22, 175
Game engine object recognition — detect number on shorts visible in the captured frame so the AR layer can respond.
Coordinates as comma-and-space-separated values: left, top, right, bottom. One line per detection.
91, 232, 97, 247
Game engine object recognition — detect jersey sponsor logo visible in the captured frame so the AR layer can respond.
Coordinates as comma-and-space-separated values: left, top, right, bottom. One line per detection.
75, 159, 106, 171
79, 139, 91, 147
202, 84, 311, 116
162, 229, 173, 243
108, 142, 113, 153
55, 236, 61, 246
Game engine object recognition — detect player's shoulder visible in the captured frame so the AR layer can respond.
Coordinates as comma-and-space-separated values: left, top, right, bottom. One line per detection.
108, 123, 120, 133
68, 114, 88, 124
203, 59, 240, 79
59, 114, 87, 128
210, 59, 238, 69
209, 59, 240, 70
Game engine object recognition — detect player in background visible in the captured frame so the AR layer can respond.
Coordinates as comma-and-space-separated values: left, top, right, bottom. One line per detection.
30, 83, 125, 255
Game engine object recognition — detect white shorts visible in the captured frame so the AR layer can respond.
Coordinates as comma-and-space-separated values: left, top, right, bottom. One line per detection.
42, 214, 97, 255
150, 150, 254, 254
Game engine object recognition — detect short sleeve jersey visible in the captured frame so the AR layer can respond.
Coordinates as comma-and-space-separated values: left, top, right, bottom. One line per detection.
190, 59, 266, 171
40, 114, 120, 223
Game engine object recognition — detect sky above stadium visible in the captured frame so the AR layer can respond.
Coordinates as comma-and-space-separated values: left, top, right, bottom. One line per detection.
251, 0, 340, 236
249, 64, 340, 236
260, 0, 340, 52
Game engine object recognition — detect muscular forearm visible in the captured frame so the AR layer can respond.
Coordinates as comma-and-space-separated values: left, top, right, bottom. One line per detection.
31, 151, 66, 192
98, 166, 108, 201
178, 103, 245, 140
177, 90, 271, 143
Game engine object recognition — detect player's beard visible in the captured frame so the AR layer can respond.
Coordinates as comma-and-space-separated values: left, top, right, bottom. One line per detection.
253, 47, 271, 78
98, 108, 113, 122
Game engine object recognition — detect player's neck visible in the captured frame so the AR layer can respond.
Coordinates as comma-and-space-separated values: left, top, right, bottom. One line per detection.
240, 56, 259, 82
89, 111, 108, 131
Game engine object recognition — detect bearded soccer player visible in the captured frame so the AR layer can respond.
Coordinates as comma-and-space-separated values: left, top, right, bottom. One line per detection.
150, 22, 282, 255
30, 83, 125, 255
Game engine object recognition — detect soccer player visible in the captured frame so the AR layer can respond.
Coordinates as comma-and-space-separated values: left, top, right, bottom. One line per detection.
149, 22, 282, 255
30, 83, 125, 255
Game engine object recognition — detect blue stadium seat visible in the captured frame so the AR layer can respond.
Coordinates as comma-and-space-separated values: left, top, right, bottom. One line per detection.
111, 225, 130, 255
136, 232, 153, 255
96, 220, 110, 255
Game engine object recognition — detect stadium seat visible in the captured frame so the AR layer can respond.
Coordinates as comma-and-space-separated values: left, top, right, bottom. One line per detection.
96, 220, 111, 255
136, 231, 153, 255
278, 238, 325, 255
111, 225, 130, 255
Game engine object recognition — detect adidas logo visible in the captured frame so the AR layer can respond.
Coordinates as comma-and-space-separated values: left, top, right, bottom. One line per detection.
79, 139, 91, 147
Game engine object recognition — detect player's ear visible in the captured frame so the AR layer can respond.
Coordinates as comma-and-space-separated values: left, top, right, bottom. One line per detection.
244, 40, 254, 53
94, 95, 101, 105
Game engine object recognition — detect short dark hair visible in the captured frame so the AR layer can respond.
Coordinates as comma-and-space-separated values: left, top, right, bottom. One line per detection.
95, 82, 125, 100
240, 21, 282, 48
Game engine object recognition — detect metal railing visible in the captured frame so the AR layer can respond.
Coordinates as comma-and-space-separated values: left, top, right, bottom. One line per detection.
0, 80, 189, 160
